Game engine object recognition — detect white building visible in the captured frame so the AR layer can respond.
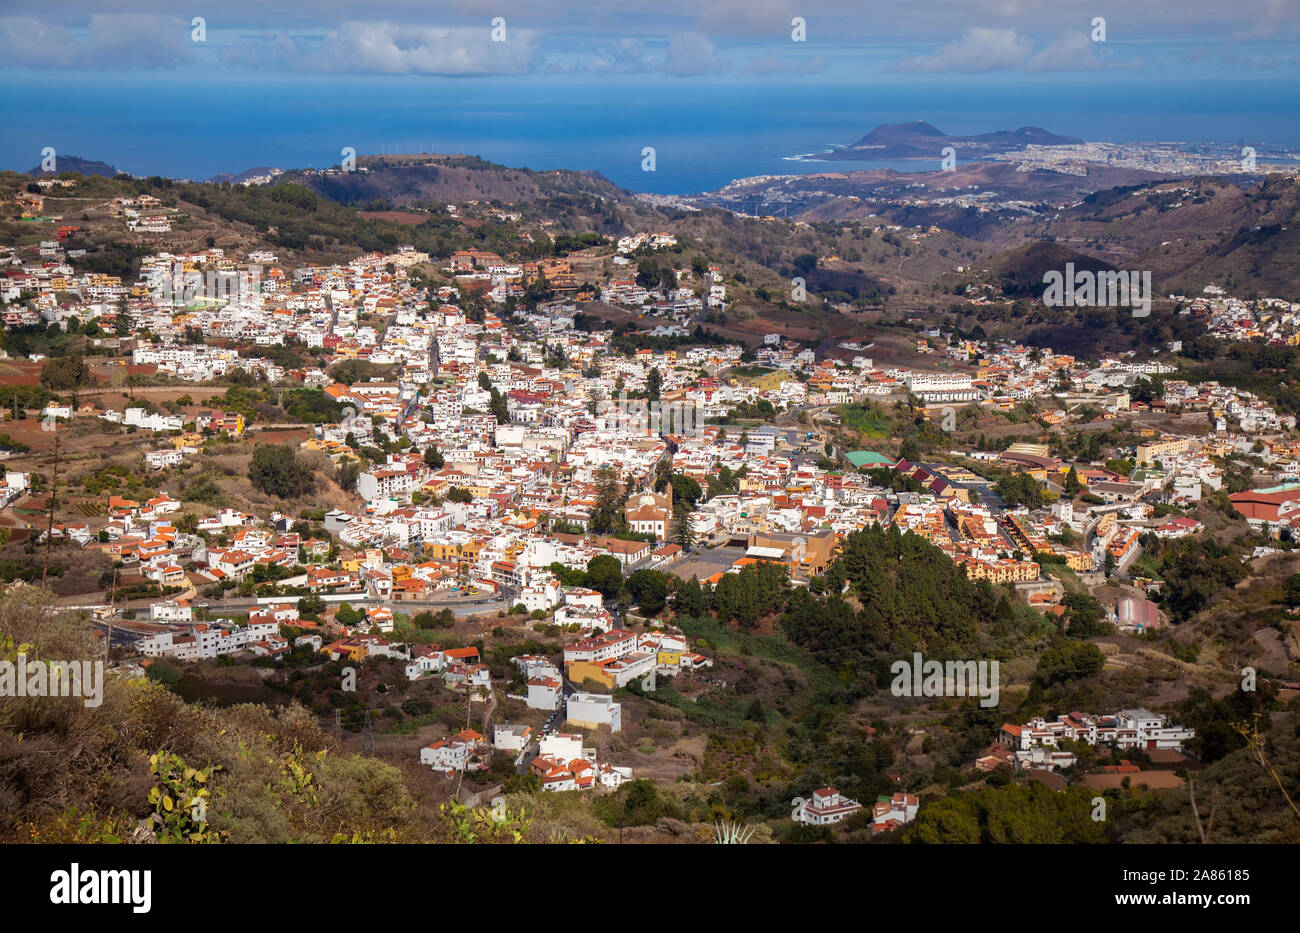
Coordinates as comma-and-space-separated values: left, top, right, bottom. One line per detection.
796, 787, 863, 825
493, 723, 532, 752
1001, 708, 1195, 752
149, 599, 192, 623
566, 692, 621, 732
527, 676, 562, 711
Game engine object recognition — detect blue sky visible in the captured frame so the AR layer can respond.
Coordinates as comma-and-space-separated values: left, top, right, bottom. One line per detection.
1, 1, 1297, 79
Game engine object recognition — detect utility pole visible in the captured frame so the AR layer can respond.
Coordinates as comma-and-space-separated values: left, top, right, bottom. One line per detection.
42, 426, 60, 587
105, 565, 118, 661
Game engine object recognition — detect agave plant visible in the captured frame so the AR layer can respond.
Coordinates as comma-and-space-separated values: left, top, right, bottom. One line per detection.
712, 819, 757, 845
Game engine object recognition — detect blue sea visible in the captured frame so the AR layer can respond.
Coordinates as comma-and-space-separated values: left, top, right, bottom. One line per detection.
2, 71, 1297, 194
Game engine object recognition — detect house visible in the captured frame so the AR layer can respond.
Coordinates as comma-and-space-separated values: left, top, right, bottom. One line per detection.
527, 676, 562, 711
149, 599, 192, 623
872, 792, 919, 830
539, 732, 586, 761
566, 692, 621, 732
567, 650, 656, 690
493, 723, 532, 752
599, 537, 651, 566
404, 645, 445, 680
1001, 709, 1194, 752
528, 732, 630, 791
563, 628, 637, 666
795, 787, 862, 825
419, 728, 487, 773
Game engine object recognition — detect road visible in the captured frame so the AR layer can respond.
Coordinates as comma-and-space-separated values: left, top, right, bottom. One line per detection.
59, 587, 520, 619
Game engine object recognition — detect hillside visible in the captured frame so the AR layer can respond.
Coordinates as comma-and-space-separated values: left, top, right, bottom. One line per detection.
288, 154, 629, 210
27, 155, 121, 178
999, 174, 1300, 299
825, 121, 1084, 160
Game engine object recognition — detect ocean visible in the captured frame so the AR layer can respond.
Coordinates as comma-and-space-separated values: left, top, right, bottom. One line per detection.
2, 71, 1297, 194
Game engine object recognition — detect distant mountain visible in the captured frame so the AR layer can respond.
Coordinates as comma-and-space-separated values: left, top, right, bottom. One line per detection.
27, 155, 120, 177
207, 166, 284, 185
288, 153, 628, 209
824, 122, 1084, 160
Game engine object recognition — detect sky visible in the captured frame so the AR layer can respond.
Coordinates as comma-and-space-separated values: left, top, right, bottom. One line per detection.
1, 2, 1297, 191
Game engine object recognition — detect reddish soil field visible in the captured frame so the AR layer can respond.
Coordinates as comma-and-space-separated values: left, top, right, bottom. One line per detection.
0, 360, 41, 386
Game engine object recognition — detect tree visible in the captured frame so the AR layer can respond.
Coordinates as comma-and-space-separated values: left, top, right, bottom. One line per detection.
335, 602, 364, 626
336, 459, 360, 493
247, 444, 316, 499
423, 445, 445, 469
1034, 639, 1105, 687
589, 465, 625, 534
39, 355, 89, 390
1063, 466, 1082, 496
114, 297, 131, 336
1284, 573, 1300, 608
669, 507, 695, 550
907, 784, 1107, 844
585, 554, 624, 601
646, 367, 662, 402
446, 486, 472, 504
714, 561, 789, 629
478, 372, 492, 391
626, 569, 669, 615
635, 258, 661, 290
1062, 592, 1110, 638
995, 471, 1044, 509
488, 388, 509, 424
672, 575, 709, 617
668, 473, 702, 506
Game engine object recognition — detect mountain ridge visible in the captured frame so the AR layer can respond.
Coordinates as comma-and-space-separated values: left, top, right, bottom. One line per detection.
828, 121, 1085, 159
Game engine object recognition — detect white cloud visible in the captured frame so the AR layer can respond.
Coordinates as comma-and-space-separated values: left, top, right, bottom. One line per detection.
0, 14, 193, 69
258, 22, 541, 75
898, 27, 1034, 72
897, 26, 1138, 73
663, 31, 728, 75
1026, 33, 1107, 72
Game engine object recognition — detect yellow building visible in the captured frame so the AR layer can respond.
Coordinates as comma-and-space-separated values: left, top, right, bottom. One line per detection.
656, 648, 682, 668
1060, 551, 1095, 572
567, 660, 616, 691
424, 541, 462, 561
338, 553, 364, 573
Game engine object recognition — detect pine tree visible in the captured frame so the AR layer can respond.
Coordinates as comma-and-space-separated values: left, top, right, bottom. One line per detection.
1064, 466, 1082, 496
489, 388, 509, 424
670, 505, 695, 550
646, 366, 662, 402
